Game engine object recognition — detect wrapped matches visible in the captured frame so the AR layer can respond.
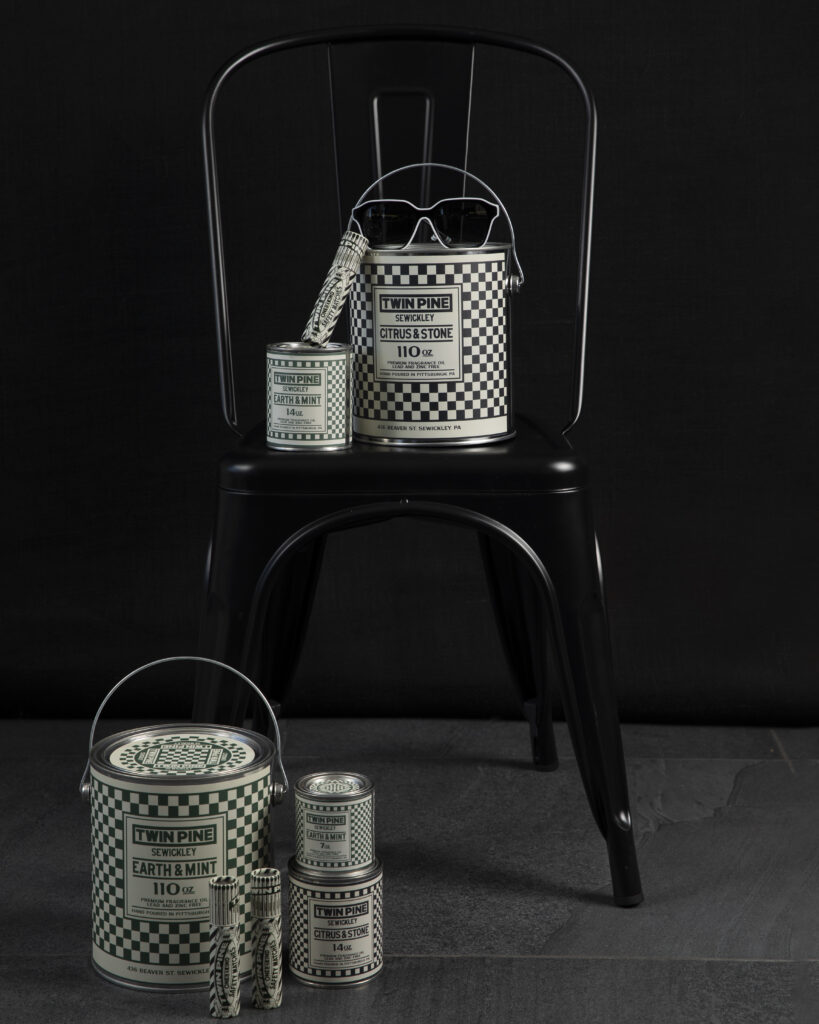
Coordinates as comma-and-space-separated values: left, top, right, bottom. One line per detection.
301, 230, 369, 347
209, 876, 241, 1018
250, 867, 283, 1009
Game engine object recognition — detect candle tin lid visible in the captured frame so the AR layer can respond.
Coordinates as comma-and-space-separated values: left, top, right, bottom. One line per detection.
295, 771, 373, 801
266, 341, 349, 356
91, 724, 275, 785
287, 855, 382, 887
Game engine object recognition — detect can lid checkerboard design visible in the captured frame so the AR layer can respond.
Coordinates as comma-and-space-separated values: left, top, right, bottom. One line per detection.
294, 771, 374, 873
98, 726, 264, 782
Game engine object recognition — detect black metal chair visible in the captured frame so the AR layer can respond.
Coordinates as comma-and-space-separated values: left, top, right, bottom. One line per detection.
192, 26, 643, 907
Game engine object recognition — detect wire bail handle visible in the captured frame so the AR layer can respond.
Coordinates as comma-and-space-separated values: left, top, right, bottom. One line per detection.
78, 656, 288, 804
347, 161, 525, 292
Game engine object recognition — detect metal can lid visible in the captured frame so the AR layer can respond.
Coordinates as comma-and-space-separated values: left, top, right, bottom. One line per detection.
266, 340, 349, 356
295, 771, 373, 801
91, 724, 274, 782
287, 855, 382, 887
361, 241, 510, 261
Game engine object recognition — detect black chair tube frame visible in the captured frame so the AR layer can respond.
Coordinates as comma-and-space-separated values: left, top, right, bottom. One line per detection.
237, 499, 642, 907
202, 25, 596, 439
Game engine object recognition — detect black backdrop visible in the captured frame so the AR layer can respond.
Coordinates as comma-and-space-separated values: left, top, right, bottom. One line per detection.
3, 2, 817, 722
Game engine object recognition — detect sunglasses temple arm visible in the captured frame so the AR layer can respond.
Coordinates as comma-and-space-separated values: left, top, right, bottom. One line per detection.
348, 161, 524, 287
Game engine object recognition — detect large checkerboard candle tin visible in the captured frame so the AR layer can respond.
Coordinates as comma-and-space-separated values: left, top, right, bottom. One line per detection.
88, 724, 274, 990
349, 244, 514, 445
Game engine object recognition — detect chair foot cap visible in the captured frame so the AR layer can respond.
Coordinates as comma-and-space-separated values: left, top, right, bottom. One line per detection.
614, 891, 644, 908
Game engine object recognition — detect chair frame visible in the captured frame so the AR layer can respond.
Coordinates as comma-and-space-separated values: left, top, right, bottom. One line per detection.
195, 25, 643, 907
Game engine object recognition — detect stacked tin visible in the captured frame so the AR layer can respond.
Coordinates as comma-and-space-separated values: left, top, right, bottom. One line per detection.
288, 772, 383, 987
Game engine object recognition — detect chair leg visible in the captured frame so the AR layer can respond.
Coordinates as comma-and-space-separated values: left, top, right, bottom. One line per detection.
480, 535, 558, 770
244, 537, 326, 732
193, 490, 326, 726
522, 695, 559, 771
559, 586, 643, 906
470, 494, 643, 906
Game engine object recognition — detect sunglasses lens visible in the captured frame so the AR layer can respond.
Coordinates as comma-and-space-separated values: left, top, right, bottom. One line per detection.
355, 202, 416, 246
434, 200, 496, 247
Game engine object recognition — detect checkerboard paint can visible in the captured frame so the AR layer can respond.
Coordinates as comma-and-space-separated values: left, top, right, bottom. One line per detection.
79, 657, 288, 991
349, 244, 514, 445
294, 771, 374, 873
288, 858, 383, 987
266, 341, 351, 450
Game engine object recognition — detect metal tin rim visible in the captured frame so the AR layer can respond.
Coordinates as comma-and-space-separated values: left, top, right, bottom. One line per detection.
354, 428, 516, 447
288, 855, 382, 887
363, 241, 511, 259
266, 341, 350, 355
294, 770, 374, 802
290, 967, 383, 989
266, 441, 352, 452
90, 723, 275, 787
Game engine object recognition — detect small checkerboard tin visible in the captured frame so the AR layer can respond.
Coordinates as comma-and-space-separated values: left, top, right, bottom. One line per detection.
89, 724, 275, 990
294, 771, 374, 873
266, 341, 351, 450
288, 857, 383, 987
349, 244, 514, 445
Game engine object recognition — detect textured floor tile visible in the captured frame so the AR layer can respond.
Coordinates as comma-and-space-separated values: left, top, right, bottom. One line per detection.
272, 717, 796, 765
626, 757, 757, 836
277, 754, 613, 954
768, 727, 819, 761
0, 717, 90, 756
3, 714, 819, 1022
278, 716, 537, 764
618, 723, 786, 760
0, 720, 805, 963
0, 955, 814, 1024
0, 755, 91, 957
549, 761, 819, 961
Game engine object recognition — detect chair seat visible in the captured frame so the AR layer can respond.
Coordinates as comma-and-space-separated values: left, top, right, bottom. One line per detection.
219, 415, 588, 494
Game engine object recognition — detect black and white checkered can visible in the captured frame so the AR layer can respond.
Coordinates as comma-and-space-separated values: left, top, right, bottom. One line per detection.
266, 341, 351, 450
294, 771, 374, 873
288, 858, 383, 987
349, 244, 514, 445
88, 724, 275, 990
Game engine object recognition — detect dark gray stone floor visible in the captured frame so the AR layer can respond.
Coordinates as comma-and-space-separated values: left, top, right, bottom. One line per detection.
1, 718, 817, 1022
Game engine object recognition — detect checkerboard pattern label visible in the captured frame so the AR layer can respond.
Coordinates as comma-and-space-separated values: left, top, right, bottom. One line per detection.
295, 793, 373, 871
350, 249, 510, 442
266, 347, 350, 447
90, 764, 271, 987
288, 868, 383, 984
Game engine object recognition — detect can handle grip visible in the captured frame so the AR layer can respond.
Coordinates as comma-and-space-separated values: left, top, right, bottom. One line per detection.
78, 656, 288, 804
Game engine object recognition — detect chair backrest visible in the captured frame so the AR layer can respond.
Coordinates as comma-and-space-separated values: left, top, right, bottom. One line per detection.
326, 39, 476, 225
202, 27, 597, 438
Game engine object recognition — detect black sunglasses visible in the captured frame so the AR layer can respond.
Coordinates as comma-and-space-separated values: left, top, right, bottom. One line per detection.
351, 197, 500, 249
